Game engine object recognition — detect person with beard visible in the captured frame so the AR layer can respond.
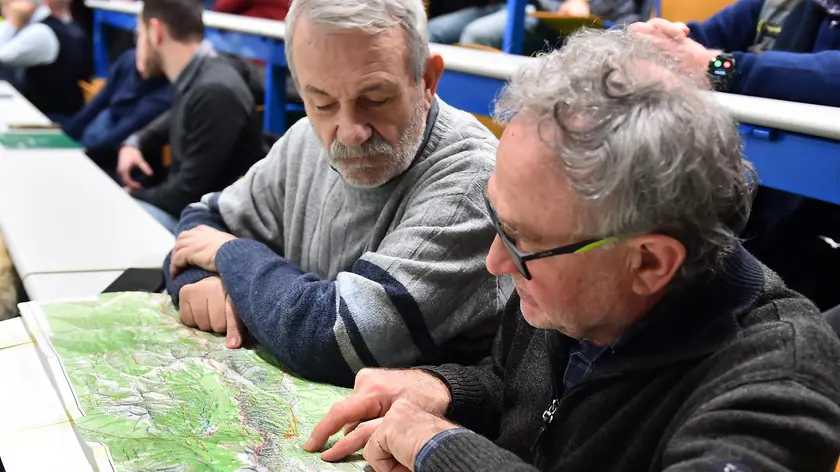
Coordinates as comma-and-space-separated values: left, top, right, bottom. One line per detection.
116, 0, 264, 233
163, 0, 511, 387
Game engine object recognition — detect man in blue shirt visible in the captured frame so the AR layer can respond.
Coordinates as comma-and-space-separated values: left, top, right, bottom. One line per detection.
0, 0, 84, 121
63, 49, 172, 171
630, 0, 840, 107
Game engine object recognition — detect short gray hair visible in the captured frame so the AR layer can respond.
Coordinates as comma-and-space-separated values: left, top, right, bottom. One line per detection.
495, 29, 756, 282
284, 0, 429, 83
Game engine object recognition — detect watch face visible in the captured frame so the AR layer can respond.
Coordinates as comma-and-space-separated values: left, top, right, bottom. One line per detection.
709, 55, 735, 91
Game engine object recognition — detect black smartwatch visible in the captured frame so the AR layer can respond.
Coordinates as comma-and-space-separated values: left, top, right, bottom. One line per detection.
708, 52, 736, 92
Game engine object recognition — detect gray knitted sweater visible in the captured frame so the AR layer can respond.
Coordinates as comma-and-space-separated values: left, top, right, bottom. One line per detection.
164, 98, 513, 386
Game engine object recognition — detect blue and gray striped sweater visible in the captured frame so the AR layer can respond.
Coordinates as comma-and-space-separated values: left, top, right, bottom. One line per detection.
164, 98, 513, 386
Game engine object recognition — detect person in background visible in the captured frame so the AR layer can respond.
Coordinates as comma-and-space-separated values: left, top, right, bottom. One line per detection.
428, 0, 638, 52
0, 0, 83, 122
630, 0, 840, 310
163, 0, 511, 387
213, 0, 291, 21
63, 49, 172, 171
629, 0, 839, 106
116, 0, 264, 233
302, 29, 840, 472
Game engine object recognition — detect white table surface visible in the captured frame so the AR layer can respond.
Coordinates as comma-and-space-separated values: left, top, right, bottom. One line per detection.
0, 149, 174, 278
21, 271, 125, 301
0, 81, 52, 132
0, 317, 96, 472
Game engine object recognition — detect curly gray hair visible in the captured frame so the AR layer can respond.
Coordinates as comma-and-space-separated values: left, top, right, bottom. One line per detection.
495, 29, 756, 282
285, 0, 429, 84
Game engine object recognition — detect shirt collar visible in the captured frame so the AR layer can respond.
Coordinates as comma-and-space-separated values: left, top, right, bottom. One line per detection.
174, 39, 216, 92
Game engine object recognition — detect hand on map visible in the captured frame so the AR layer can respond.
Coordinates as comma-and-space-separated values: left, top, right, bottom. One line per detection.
179, 276, 248, 348
170, 225, 237, 277
364, 399, 460, 472
556, 0, 589, 17
304, 368, 451, 462
629, 19, 720, 74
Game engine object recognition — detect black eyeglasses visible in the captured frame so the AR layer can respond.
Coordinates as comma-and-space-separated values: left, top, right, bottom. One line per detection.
484, 194, 617, 280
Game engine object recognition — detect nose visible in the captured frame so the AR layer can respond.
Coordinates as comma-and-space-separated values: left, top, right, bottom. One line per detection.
335, 110, 373, 148
486, 236, 517, 277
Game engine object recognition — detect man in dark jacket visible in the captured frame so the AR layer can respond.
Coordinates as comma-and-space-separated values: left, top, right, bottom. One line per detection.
302, 29, 840, 472
64, 49, 172, 170
117, 0, 263, 233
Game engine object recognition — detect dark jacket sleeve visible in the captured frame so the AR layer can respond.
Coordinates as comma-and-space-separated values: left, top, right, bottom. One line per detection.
687, 0, 764, 52
660, 379, 840, 471
419, 296, 521, 438
131, 83, 250, 216
63, 54, 124, 140
728, 50, 840, 107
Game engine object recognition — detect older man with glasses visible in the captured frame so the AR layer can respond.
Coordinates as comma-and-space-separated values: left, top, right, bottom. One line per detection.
302, 29, 840, 472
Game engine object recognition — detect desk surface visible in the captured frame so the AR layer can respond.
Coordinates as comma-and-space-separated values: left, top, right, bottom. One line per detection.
22, 271, 125, 301
0, 81, 51, 132
0, 149, 174, 278
0, 317, 94, 472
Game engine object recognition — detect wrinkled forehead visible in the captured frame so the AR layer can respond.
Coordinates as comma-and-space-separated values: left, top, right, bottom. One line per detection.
292, 18, 412, 85
489, 114, 586, 239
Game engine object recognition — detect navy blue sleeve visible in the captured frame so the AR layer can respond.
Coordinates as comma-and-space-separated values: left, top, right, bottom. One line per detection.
163, 192, 233, 306
80, 86, 173, 153
730, 50, 840, 106
687, 0, 764, 52
63, 55, 124, 140
213, 238, 357, 386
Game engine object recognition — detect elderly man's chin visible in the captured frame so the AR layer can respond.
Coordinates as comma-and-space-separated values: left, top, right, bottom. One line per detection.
519, 297, 554, 329
335, 163, 394, 189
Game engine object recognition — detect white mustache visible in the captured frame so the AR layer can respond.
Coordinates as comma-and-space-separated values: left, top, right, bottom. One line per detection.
329, 137, 394, 160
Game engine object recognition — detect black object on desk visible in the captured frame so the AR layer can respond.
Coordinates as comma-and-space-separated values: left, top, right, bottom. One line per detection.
102, 268, 165, 293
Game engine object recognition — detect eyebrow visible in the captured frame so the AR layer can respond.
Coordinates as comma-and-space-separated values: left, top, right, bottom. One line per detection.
303, 83, 397, 97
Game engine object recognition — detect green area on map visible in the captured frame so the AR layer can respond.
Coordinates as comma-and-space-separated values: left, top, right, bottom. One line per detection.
39, 292, 363, 471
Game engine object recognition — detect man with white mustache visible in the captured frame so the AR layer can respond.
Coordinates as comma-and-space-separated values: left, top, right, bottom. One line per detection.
163, 0, 511, 387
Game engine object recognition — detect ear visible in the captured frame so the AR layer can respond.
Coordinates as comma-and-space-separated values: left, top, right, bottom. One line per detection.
421, 53, 444, 107
625, 235, 686, 296
149, 18, 164, 46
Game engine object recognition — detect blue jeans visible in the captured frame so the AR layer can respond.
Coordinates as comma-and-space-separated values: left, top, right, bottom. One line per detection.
429, 4, 547, 53
135, 199, 179, 234
428, 4, 505, 44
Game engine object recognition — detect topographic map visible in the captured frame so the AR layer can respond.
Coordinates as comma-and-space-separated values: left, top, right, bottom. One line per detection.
21, 292, 365, 472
